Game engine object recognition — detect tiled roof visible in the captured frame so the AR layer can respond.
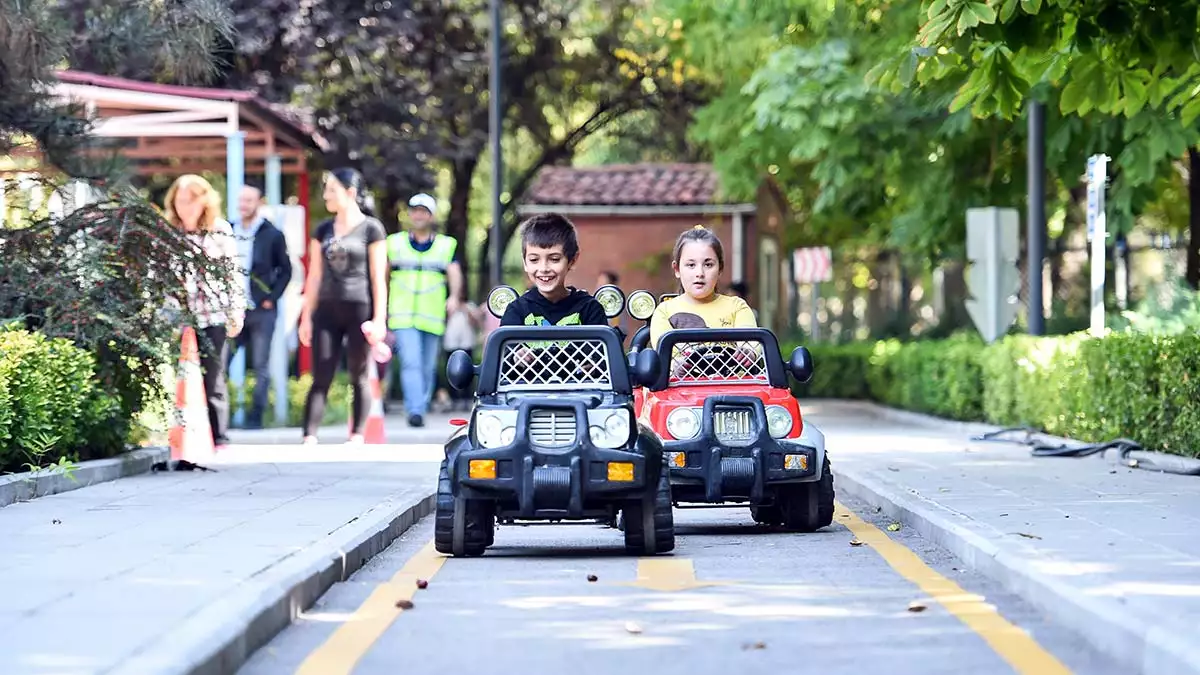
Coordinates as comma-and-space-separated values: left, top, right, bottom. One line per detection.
524, 163, 725, 206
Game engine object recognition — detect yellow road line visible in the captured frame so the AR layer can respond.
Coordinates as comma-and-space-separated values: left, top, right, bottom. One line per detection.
835, 502, 1073, 675
627, 558, 725, 592
295, 540, 446, 675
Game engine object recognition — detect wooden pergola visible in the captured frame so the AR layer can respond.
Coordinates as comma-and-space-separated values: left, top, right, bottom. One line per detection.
51, 70, 327, 211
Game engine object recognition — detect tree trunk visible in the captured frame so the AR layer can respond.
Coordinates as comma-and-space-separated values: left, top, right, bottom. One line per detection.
378, 187, 401, 235
445, 155, 479, 298
1188, 147, 1200, 290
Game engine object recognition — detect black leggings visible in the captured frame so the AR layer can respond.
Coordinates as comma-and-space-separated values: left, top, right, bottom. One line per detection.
302, 301, 372, 436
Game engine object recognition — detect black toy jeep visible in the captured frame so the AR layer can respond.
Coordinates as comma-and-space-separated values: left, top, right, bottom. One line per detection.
434, 285, 675, 557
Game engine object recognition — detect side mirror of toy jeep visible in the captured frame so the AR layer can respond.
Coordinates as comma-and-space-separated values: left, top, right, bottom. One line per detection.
788, 346, 814, 384
633, 348, 662, 387
446, 349, 477, 392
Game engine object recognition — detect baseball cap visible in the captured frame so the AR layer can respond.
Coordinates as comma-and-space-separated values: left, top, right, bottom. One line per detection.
408, 193, 437, 216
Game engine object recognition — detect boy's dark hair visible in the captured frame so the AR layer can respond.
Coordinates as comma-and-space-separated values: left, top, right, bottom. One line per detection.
599, 270, 619, 284
520, 213, 580, 261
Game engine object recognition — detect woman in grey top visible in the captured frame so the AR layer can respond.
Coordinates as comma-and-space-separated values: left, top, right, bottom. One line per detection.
297, 168, 388, 444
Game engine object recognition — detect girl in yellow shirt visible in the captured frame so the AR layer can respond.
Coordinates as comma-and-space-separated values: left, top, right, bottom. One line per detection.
649, 225, 757, 350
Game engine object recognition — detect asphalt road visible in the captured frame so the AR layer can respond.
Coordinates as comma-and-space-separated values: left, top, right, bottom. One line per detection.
239, 493, 1122, 675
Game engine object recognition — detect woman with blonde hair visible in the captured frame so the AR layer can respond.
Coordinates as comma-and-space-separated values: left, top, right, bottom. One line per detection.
163, 174, 245, 449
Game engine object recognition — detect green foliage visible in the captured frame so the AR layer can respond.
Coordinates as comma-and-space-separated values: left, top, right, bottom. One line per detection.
785, 329, 1200, 457
0, 328, 122, 474
228, 373, 352, 428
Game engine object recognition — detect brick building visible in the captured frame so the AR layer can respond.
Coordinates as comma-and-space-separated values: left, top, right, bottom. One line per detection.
517, 163, 792, 334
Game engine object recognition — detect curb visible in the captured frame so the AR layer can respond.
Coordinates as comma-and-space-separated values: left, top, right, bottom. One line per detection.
830, 431, 1200, 674
0, 446, 169, 508
109, 490, 437, 675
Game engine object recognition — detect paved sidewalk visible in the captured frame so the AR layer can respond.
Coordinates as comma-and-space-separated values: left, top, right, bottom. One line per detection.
0, 446, 439, 675
227, 411, 459, 446
806, 400, 1200, 675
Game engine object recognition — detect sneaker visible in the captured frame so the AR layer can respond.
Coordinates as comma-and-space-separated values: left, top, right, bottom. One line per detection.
346, 434, 365, 445
408, 414, 425, 428
302, 435, 318, 446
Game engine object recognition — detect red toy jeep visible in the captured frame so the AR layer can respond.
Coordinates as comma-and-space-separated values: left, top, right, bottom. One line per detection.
626, 291, 833, 532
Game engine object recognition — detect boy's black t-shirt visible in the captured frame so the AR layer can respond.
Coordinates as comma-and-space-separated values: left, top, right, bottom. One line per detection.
500, 287, 609, 327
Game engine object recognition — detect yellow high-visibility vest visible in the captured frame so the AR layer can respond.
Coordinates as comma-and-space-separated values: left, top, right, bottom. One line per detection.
387, 232, 456, 335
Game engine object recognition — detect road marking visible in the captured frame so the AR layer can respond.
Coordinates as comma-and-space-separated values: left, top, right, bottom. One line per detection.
624, 558, 726, 592
835, 503, 1073, 675
295, 539, 446, 675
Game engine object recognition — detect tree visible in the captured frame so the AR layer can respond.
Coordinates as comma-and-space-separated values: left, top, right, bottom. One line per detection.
223, 0, 706, 295
1, 0, 238, 453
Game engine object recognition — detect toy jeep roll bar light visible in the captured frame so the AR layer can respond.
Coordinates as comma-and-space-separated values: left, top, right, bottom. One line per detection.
626, 294, 833, 532
435, 285, 674, 557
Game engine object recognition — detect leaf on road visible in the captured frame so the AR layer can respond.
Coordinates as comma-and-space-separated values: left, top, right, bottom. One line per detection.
416, 579, 429, 589
624, 621, 643, 634
849, 538, 864, 547
742, 641, 767, 650
908, 601, 927, 612
587, 574, 598, 582
1014, 532, 1042, 539
887, 522, 901, 532
395, 599, 414, 609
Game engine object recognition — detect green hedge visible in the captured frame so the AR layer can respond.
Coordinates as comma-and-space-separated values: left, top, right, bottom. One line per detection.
0, 328, 124, 473
229, 372, 353, 427
785, 331, 1200, 458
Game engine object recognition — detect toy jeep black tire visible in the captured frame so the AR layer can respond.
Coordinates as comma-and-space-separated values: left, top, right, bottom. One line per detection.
776, 457, 835, 532
434, 458, 493, 557
621, 468, 674, 554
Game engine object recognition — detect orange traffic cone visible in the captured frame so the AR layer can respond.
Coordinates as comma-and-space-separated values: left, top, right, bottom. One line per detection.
350, 362, 388, 444
164, 326, 216, 469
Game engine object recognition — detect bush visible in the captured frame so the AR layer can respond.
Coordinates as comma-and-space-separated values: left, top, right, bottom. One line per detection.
783, 330, 1200, 458
0, 327, 123, 473
229, 372, 352, 428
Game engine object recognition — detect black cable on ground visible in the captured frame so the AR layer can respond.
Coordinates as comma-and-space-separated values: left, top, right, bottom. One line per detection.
968, 427, 1200, 476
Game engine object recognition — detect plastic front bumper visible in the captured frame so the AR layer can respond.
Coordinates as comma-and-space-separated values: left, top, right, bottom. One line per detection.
453, 400, 650, 519
662, 395, 824, 503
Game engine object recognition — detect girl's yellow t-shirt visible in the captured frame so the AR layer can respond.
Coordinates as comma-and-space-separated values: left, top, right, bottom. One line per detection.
648, 293, 757, 348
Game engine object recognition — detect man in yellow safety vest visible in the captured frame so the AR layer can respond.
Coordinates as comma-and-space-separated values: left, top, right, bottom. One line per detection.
387, 193, 464, 427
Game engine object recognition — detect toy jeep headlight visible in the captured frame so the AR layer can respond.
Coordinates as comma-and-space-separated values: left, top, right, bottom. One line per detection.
486, 285, 518, 319
765, 405, 793, 438
588, 408, 631, 448
666, 407, 700, 440
476, 410, 516, 448
626, 290, 656, 320
594, 284, 625, 319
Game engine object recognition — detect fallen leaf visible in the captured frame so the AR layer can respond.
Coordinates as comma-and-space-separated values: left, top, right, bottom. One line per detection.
907, 601, 927, 613
849, 539, 864, 547
838, 513, 850, 519
624, 621, 642, 634
1109, 469, 1118, 474
999, 513, 1009, 517
741, 641, 767, 650
887, 466, 900, 472
887, 522, 901, 532
938, 488, 950, 493
587, 574, 598, 582
1014, 532, 1042, 540
51, 519, 61, 525
416, 579, 429, 589
395, 599, 414, 609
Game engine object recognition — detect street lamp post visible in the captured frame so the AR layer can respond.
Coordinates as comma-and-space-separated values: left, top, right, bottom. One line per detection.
489, 0, 503, 287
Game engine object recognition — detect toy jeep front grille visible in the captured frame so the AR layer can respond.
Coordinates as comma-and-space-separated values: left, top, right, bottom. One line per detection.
529, 409, 576, 447
713, 406, 755, 443
668, 340, 769, 385
498, 338, 612, 391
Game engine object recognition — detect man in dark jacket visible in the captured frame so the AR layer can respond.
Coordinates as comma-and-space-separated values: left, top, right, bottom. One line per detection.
229, 183, 293, 428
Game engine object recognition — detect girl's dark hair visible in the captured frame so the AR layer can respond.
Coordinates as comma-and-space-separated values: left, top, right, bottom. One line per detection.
672, 225, 725, 269
327, 167, 376, 217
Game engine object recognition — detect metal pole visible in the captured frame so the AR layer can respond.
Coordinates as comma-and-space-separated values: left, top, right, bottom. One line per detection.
489, 0, 503, 287
1026, 100, 1046, 335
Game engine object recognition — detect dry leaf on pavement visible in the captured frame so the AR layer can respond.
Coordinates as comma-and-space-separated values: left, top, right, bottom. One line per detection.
624, 621, 642, 634
907, 601, 927, 612
849, 539, 864, 547
887, 522, 901, 532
